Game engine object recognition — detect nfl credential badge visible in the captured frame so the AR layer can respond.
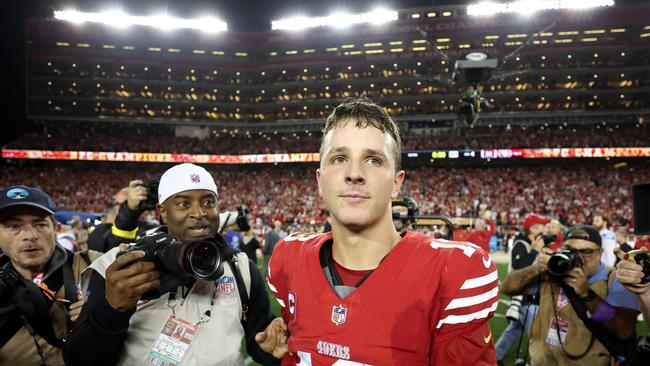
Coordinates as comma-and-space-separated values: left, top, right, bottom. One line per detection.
217, 276, 236, 295
331, 304, 347, 326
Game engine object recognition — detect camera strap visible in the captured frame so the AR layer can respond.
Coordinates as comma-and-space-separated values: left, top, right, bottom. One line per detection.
166, 283, 217, 326
561, 283, 635, 362
226, 254, 250, 322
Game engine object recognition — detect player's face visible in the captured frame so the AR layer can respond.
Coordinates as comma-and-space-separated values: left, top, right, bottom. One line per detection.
317, 123, 405, 232
0, 207, 58, 275
158, 190, 220, 241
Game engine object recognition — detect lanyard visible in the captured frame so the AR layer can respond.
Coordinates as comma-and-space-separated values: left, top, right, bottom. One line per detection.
166, 283, 218, 326
32, 272, 46, 286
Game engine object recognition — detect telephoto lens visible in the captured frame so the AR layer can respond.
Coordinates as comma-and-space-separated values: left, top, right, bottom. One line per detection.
155, 237, 224, 281
121, 232, 225, 281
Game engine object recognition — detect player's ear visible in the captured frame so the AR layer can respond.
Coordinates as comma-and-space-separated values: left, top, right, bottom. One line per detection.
157, 202, 167, 224
392, 170, 405, 198
316, 168, 323, 199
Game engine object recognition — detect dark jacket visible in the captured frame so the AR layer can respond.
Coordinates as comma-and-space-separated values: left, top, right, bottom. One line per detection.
87, 204, 154, 253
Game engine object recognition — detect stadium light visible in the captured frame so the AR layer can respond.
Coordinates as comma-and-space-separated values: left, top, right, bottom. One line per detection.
467, 0, 615, 16
53, 10, 228, 32
271, 8, 398, 31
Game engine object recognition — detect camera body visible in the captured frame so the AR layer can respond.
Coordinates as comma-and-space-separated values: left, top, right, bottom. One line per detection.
540, 234, 557, 247
391, 197, 419, 225
121, 231, 224, 281
235, 206, 250, 232
137, 180, 160, 211
547, 248, 583, 277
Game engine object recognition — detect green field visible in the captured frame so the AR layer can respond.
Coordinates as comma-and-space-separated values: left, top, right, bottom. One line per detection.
247, 260, 647, 365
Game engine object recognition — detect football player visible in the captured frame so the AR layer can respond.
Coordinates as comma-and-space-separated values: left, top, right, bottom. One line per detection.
256, 97, 498, 365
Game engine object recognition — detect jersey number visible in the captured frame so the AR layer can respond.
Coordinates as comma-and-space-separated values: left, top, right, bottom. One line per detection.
430, 239, 479, 257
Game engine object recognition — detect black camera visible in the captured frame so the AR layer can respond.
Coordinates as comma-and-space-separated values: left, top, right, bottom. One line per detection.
235, 206, 251, 232
122, 231, 224, 281
537, 233, 557, 247
137, 180, 160, 211
628, 249, 650, 284
391, 197, 419, 224
547, 248, 582, 277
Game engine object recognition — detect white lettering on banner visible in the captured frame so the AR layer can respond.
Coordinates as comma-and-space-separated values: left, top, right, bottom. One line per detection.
429, 240, 478, 257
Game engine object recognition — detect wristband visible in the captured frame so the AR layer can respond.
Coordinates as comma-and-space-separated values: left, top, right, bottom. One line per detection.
591, 301, 615, 324
111, 225, 138, 239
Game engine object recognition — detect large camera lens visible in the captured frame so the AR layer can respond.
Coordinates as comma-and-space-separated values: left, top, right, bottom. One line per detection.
547, 249, 581, 277
156, 238, 224, 281
184, 240, 223, 281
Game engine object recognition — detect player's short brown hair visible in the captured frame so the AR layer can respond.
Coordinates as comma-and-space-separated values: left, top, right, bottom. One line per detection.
320, 97, 402, 171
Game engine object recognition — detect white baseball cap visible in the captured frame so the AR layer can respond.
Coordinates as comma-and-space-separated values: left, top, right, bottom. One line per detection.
158, 163, 218, 204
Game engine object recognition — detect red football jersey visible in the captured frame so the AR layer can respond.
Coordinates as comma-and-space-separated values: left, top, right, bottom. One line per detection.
268, 230, 498, 365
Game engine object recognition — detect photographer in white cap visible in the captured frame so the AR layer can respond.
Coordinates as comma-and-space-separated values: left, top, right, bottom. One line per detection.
63, 163, 281, 366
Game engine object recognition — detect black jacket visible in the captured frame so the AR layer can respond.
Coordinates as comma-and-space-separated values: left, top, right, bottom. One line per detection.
87, 204, 154, 253
510, 234, 538, 271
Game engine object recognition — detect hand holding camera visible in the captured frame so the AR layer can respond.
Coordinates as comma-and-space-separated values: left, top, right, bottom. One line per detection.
615, 246, 650, 295
126, 180, 149, 211
105, 248, 160, 312
559, 267, 590, 297
534, 247, 552, 275
110, 230, 225, 306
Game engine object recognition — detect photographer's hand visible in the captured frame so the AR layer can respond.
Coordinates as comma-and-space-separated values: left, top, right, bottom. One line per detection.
615, 246, 650, 295
105, 248, 160, 311
255, 317, 290, 359
531, 236, 545, 252
126, 180, 148, 211
69, 296, 85, 322
561, 267, 590, 297
535, 247, 552, 275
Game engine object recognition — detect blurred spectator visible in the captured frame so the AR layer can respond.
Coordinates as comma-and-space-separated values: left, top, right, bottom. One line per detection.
240, 229, 261, 264
593, 214, 617, 267
263, 220, 283, 279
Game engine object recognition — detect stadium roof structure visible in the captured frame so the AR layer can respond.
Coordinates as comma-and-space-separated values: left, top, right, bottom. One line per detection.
20, 0, 650, 130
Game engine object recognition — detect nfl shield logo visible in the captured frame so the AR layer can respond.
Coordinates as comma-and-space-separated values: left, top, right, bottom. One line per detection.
217, 276, 235, 295
190, 174, 201, 183
331, 304, 347, 326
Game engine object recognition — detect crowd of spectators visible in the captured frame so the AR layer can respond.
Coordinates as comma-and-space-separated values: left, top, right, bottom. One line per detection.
27, 47, 650, 122
5, 123, 648, 154
1, 163, 648, 232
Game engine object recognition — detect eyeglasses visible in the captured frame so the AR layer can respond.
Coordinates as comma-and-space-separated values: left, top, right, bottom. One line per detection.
568, 248, 601, 257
